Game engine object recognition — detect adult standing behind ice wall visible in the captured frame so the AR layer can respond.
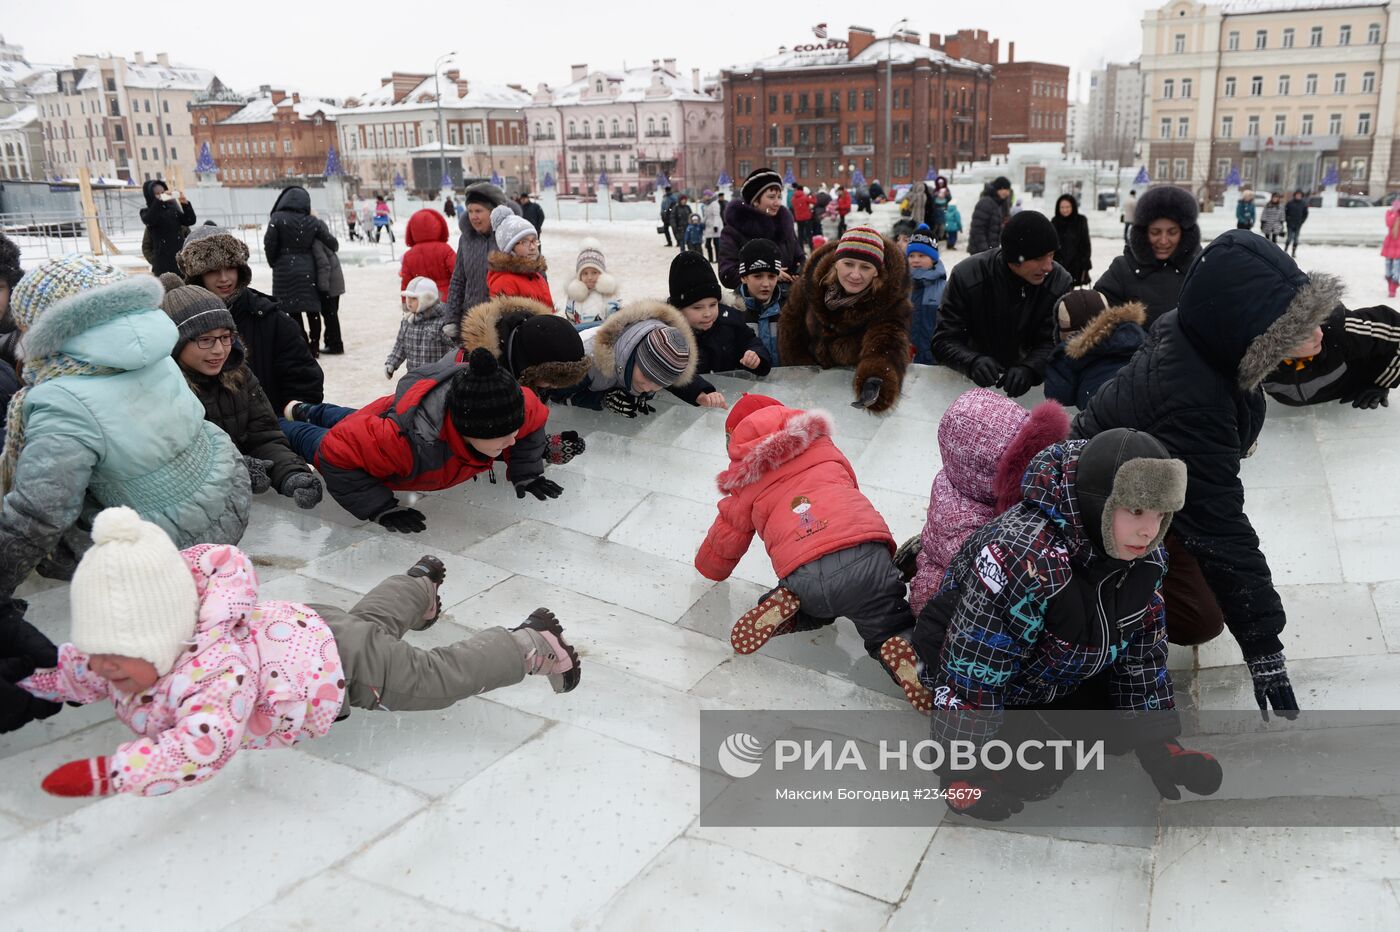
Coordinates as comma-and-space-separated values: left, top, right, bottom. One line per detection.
445, 182, 517, 317
717, 168, 805, 290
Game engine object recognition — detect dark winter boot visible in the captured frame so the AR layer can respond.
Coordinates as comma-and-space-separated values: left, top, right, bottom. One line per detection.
511, 608, 581, 693
894, 535, 922, 583
406, 554, 447, 629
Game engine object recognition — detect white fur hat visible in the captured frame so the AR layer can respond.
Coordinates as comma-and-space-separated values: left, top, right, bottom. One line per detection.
401, 275, 440, 310
491, 204, 537, 254
69, 507, 198, 676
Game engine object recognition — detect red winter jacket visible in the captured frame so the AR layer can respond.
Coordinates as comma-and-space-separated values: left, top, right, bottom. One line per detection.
315, 357, 549, 520
486, 251, 554, 306
792, 191, 813, 222
836, 191, 852, 217
400, 210, 457, 294
695, 405, 893, 581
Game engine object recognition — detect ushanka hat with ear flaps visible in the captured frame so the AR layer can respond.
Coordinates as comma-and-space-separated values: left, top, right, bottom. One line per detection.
1073, 428, 1187, 560
176, 224, 253, 291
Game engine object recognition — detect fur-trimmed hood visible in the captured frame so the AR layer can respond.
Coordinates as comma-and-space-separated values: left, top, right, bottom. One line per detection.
718, 406, 832, 492
1066, 302, 1148, 360
23, 274, 167, 361
487, 251, 548, 276
1127, 185, 1201, 267
586, 298, 699, 390
1176, 229, 1343, 389
798, 236, 911, 318
455, 293, 590, 391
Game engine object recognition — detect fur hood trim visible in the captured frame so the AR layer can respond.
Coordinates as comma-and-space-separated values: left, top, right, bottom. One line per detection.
566, 272, 618, 302
520, 358, 592, 392
717, 409, 833, 492
457, 293, 554, 355
177, 233, 253, 290
487, 251, 548, 276
25, 274, 165, 360
1238, 272, 1344, 390
589, 298, 699, 389
992, 400, 1071, 513
1066, 302, 1148, 360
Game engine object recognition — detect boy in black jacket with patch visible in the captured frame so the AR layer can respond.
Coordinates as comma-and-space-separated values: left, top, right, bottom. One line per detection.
666, 251, 772, 408
1262, 304, 1400, 409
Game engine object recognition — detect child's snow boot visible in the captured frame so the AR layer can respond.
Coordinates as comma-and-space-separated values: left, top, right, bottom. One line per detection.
512, 608, 581, 693
730, 587, 802, 654
1388, 278, 1397, 299
406, 554, 447, 629
893, 535, 922, 583
283, 399, 312, 422
879, 636, 933, 714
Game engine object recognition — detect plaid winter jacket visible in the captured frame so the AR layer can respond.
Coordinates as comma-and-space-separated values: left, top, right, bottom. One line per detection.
915, 440, 1175, 747
386, 301, 457, 375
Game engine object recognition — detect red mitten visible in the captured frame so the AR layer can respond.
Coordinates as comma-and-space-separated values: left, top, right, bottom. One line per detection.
41, 756, 113, 797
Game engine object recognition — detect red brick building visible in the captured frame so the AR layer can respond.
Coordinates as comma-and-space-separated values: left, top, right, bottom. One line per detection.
192, 87, 338, 187
721, 27, 998, 188
990, 51, 1070, 155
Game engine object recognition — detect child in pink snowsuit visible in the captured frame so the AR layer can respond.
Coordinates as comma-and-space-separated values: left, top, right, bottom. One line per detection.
905, 389, 1069, 614
21, 507, 579, 798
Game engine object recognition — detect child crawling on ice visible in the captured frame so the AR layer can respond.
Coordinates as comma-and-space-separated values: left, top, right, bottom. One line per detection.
20, 507, 580, 798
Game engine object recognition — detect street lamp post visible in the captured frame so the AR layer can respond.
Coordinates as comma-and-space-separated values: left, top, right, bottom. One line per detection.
433, 51, 458, 192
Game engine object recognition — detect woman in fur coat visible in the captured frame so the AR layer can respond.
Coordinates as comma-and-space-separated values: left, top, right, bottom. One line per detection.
778, 227, 912, 412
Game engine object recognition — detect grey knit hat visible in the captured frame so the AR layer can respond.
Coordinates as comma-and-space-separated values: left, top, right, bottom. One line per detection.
159, 274, 236, 352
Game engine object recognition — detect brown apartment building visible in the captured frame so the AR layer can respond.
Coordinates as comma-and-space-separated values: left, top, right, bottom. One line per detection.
192, 87, 337, 187
990, 52, 1070, 154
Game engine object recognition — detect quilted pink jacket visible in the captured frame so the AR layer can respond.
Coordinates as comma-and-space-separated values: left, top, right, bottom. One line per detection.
909, 390, 1068, 613
22, 544, 344, 797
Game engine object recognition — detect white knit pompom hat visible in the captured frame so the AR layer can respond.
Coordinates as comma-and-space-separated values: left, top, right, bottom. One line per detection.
491, 204, 537, 253
70, 507, 198, 675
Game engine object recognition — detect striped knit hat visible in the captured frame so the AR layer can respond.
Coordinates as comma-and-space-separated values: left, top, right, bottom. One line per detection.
633, 325, 691, 388
576, 237, 607, 275
835, 226, 886, 271
741, 167, 783, 205
159, 275, 236, 353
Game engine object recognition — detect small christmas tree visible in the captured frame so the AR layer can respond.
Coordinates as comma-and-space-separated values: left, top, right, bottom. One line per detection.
717, 170, 732, 186
1133, 166, 1151, 185
393, 170, 406, 189
196, 142, 218, 174
543, 172, 555, 189
1322, 165, 1340, 187
323, 146, 342, 178
1225, 165, 1241, 187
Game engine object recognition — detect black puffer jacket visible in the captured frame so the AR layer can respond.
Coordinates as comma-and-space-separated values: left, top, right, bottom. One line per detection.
264, 186, 338, 314
668, 304, 773, 405
1095, 185, 1202, 326
1051, 195, 1093, 284
717, 199, 804, 289
140, 180, 196, 276
932, 246, 1072, 379
1072, 230, 1342, 659
182, 341, 311, 489
967, 183, 1007, 254
227, 286, 323, 413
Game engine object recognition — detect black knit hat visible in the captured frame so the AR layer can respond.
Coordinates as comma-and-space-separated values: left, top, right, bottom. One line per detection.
0, 231, 21, 289
447, 347, 526, 439
509, 314, 590, 390
1000, 210, 1059, 264
159, 274, 237, 354
738, 238, 783, 276
668, 251, 722, 308
741, 167, 783, 205
992, 176, 1012, 192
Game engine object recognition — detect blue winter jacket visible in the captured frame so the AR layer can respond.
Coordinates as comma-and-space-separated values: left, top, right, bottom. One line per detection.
740, 281, 789, 364
1236, 198, 1256, 227
909, 262, 948, 364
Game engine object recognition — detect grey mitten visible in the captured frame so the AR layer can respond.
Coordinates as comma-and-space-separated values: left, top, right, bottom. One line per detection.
280, 472, 323, 509
244, 456, 274, 494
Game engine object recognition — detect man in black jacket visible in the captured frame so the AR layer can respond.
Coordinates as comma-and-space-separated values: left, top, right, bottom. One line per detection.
968, 175, 1011, 254
140, 179, 196, 276
1072, 229, 1342, 719
932, 210, 1071, 397
519, 192, 545, 236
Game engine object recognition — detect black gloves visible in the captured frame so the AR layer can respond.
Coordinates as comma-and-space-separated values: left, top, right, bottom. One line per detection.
851, 377, 884, 409
244, 456, 274, 494
942, 773, 1025, 822
1352, 386, 1390, 409
999, 365, 1036, 399
1246, 651, 1299, 721
378, 507, 427, 533
969, 355, 1003, 389
0, 679, 61, 734
280, 472, 323, 509
516, 476, 563, 501
546, 431, 586, 465
1136, 740, 1224, 800
1, 604, 63, 734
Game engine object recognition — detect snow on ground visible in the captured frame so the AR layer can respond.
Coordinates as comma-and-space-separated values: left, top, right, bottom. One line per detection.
4, 213, 1400, 929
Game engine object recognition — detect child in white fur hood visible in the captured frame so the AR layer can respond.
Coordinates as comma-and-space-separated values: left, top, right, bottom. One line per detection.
385, 276, 456, 377
562, 237, 621, 330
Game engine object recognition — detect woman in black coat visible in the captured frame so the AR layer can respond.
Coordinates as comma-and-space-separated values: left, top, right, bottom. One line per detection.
140, 180, 196, 276
1094, 185, 1202, 327
1051, 194, 1092, 285
717, 168, 806, 289
264, 185, 338, 353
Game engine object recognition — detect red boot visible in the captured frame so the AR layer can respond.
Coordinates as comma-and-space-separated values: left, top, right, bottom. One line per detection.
1389, 278, 1397, 299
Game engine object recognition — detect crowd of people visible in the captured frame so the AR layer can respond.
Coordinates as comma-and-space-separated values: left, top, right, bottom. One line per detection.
0, 161, 1393, 821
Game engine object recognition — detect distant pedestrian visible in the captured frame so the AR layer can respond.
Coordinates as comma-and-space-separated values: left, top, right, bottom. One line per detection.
1284, 190, 1309, 257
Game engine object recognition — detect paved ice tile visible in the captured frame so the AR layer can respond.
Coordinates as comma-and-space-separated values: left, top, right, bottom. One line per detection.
255, 479, 370, 527
1197, 652, 1400, 709
1149, 827, 1400, 931
237, 503, 370, 571
548, 398, 703, 445
421, 467, 650, 540
864, 487, 934, 549
1320, 432, 1400, 519
343, 725, 700, 932
0, 751, 422, 930
557, 430, 730, 504
229, 870, 505, 931
691, 652, 911, 713
0, 719, 136, 823
852, 415, 940, 496
1312, 400, 1400, 440
893, 364, 984, 424
586, 836, 892, 930
299, 536, 512, 608
607, 491, 777, 587
1370, 581, 1400, 652
466, 519, 712, 622
1335, 516, 1400, 583
1196, 583, 1387, 668
1246, 485, 1344, 585
889, 826, 1153, 932
1241, 417, 1329, 489
445, 574, 732, 691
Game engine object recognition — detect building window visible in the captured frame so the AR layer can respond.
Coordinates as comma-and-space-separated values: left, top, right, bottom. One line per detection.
798, 126, 809, 145
1339, 25, 1351, 46
1227, 31, 1239, 51
1353, 157, 1368, 179
831, 91, 840, 111
1246, 115, 1260, 136
783, 93, 792, 113
738, 159, 751, 176
1182, 78, 1193, 98
1274, 114, 1287, 135
595, 80, 603, 93
660, 116, 669, 135
769, 125, 778, 146
1174, 33, 1186, 53
847, 124, 857, 144
1363, 71, 1376, 94
1178, 116, 1190, 137
1242, 158, 1255, 181
893, 157, 909, 176
768, 94, 777, 112
1255, 29, 1267, 49
1369, 23, 1382, 44
1216, 158, 1231, 179
1305, 73, 1318, 95
283, 139, 292, 154
863, 123, 874, 144
1301, 113, 1314, 135
1220, 115, 1234, 137
862, 90, 875, 110
1160, 116, 1171, 139
783, 126, 792, 145
1278, 75, 1290, 95
1163, 79, 1174, 99
1310, 26, 1323, 47
1282, 28, 1295, 48
1154, 158, 1169, 179
848, 90, 858, 111
626, 117, 634, 134
798, 92, 808, 112
1359, 112, 1372, 135
1173, 158, 1188, 180
596, 119, 604, 138
645, 117, 654, 136
1250, 75, 1262, 95
1329, 112, 1342, 134
1224, 76, 1236, 97
1334, 73, 1347, 94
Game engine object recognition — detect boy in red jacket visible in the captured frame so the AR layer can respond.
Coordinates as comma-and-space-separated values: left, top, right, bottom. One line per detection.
695, 393, 930, 711
487, 205, 552, 304
282, 348, 563, 532
400, 208, 456, 295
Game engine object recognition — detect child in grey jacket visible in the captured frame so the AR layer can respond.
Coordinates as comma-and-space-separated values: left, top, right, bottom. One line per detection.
386, 277, 456, 378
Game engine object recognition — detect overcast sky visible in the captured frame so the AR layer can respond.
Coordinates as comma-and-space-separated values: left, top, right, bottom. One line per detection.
8, 0, 1148, 102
